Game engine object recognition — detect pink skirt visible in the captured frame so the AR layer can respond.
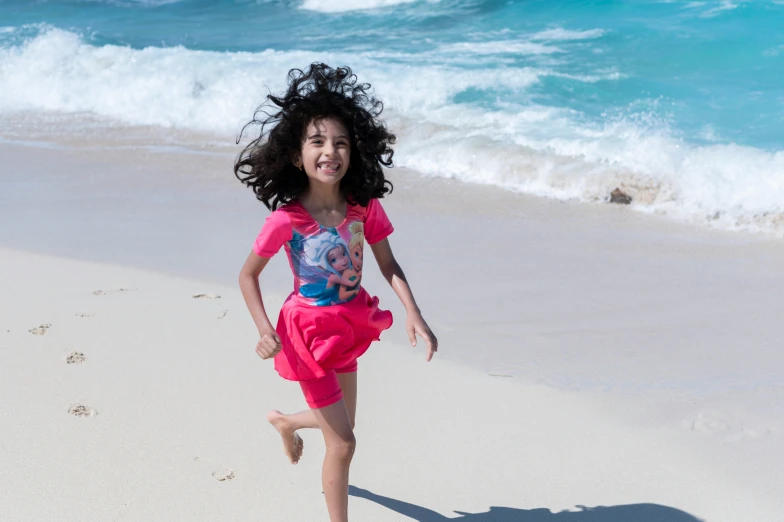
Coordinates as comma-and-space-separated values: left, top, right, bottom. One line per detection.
273, 288, 393, 381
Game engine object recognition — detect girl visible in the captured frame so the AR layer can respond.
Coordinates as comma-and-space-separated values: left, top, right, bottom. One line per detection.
235, 63, 438, 522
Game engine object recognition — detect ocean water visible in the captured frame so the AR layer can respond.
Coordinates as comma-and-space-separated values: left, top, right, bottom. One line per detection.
1, 0, 783, 234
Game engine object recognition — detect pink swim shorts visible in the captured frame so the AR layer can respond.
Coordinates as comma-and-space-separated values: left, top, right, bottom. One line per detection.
299, 361, 357, 409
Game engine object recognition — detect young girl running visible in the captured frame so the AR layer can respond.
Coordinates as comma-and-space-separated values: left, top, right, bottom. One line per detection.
235, 63, 438, 522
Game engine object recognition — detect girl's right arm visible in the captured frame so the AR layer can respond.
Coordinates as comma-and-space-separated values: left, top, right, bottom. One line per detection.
238, 251, 282, 360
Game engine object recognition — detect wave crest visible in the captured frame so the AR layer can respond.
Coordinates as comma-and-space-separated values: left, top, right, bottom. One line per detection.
300, 0, 423, 13
1, 27, 783, 236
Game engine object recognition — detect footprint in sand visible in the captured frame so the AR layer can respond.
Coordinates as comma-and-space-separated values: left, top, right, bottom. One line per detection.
192, 292, 221, 300
92, 288, 135, 296
29, 324, 51, 336
742, 425, 774, 439
688, 409, 747, 441
211, 467, 235, 482
69, 404, 97, 417
217, 309, 228, 320
690, 409, 736, 432
66, 352, 87, 364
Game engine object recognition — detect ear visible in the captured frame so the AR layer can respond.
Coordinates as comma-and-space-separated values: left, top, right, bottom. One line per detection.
291, 151, 302, 169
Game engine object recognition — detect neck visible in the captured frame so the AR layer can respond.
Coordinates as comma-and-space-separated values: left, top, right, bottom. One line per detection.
302, 182, 344, 209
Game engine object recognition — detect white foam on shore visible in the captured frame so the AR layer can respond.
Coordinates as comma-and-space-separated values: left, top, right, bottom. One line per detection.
393, 108, 784, 235
1, 27, 783, 235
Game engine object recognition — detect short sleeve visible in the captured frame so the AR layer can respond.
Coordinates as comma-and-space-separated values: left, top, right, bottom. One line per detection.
252, 210, 293, 257
364, 198, 394, 244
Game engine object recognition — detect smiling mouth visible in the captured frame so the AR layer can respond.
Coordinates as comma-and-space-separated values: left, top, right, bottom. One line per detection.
317, 162, 341, 173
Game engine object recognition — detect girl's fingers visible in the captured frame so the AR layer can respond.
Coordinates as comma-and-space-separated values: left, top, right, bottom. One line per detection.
407, 325, 417, 347
415, 326, 436, 361
256, 339, 281, 359
423, 333, 435, 361
259, 348, 279, 360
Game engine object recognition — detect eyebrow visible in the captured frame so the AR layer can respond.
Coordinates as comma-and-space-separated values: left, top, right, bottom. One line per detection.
307, 133, 350, 140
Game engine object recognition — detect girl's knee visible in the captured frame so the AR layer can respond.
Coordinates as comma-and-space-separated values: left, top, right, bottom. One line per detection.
329, 433, 356, 461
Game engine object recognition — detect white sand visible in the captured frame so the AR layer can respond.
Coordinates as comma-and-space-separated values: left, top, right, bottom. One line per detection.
1, 139, 783, 521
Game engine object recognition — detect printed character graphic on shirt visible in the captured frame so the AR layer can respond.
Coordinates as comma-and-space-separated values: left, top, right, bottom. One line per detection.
325, 240, 362, 302
348, 222, 364, 272
298, 227, 362, 305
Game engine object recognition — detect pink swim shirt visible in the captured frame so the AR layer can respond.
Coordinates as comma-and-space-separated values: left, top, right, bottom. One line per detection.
253, 198, 394, 307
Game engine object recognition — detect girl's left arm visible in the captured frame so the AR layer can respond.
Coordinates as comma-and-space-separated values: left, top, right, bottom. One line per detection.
370, 238, 438, 361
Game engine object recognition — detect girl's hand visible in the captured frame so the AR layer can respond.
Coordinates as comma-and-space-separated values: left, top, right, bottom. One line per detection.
407, 312, 438, 362
256, 330, 282, 360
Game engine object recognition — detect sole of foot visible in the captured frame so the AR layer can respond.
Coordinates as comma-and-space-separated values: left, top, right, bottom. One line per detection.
267, 410, 304, 464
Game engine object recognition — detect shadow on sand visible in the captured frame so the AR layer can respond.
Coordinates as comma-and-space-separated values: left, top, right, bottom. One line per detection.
349, 486, 703, 522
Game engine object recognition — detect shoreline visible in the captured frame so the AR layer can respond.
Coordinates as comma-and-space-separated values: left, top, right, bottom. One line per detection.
2, 110, 784, 240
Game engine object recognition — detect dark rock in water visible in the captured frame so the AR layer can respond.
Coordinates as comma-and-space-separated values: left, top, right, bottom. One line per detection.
610, 188, 632, 205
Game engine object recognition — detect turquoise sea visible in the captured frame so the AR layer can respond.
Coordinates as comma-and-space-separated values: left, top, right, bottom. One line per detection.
1, 0, 783, 233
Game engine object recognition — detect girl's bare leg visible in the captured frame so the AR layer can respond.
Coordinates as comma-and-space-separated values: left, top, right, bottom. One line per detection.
336, 372, 357, 429
267, 371, 358, 463
313, 399, 355, 522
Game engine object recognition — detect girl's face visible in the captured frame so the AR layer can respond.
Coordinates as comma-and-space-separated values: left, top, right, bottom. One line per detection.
297, 117, 351, 187
327, 245, 350, 272
350, 244, 363, 271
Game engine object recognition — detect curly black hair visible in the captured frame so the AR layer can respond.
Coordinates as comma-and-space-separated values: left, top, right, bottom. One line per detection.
234, 63, 395, 210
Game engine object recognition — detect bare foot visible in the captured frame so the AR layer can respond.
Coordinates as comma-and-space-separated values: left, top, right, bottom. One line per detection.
266, 410, 303, 464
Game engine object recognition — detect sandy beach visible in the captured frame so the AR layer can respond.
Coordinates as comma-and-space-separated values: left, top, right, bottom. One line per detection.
1, 137, 783, 521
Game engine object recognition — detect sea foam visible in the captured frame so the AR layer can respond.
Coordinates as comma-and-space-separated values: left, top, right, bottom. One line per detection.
1, 27, 783, 235
300, 0, 423, 13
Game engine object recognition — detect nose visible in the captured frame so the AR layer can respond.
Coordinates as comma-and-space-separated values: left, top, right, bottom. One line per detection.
323, 140, 336, 156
